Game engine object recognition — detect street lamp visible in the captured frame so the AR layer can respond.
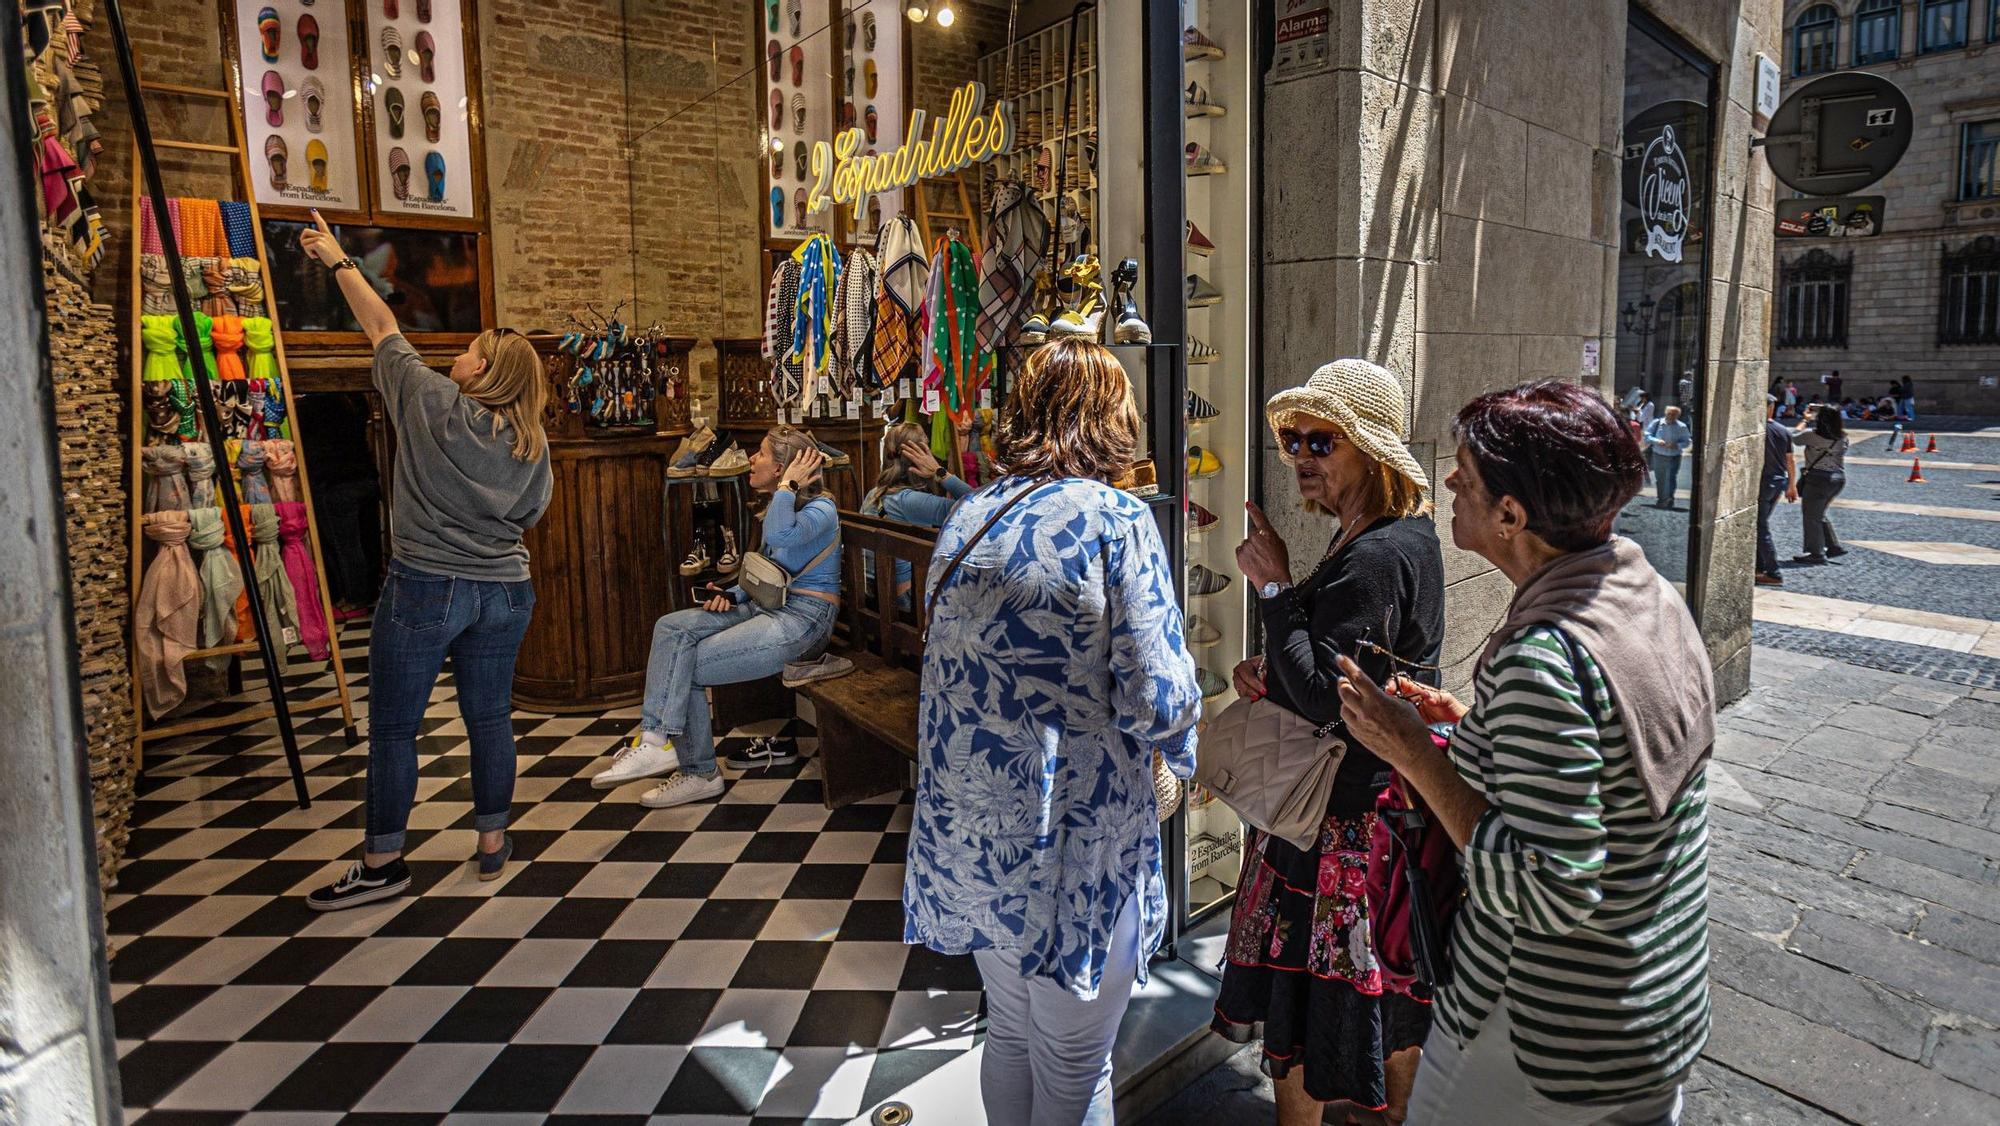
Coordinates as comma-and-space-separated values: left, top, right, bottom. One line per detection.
1621, 293, 1660, 397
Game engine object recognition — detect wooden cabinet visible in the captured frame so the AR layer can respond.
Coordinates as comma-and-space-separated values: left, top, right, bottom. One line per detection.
512, 433, 679, 712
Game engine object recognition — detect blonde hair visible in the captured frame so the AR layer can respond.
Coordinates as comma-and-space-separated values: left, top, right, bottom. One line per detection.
765, 425, 826, 499
462, 330, 549, 461
867, 421, 942, 506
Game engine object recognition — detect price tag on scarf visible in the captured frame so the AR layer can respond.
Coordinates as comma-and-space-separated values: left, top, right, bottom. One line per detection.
845, 394, 861, 419
924, 387, 941, 413
979, 388, 992, 410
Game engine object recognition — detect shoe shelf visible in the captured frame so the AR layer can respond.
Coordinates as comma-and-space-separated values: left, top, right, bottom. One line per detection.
1179, 0, 1254, 915
979, 10, 1098, 253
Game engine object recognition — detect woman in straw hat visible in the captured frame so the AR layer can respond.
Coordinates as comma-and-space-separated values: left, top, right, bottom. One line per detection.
1210, 359, 1444, 1125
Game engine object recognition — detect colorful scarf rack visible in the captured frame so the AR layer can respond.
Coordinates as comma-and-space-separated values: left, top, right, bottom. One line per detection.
140, 314, 183, 382
786, 234, 843, 406
265, 440, 301, 504
142, 444, 191, 513
136, 511, 200, 717
922, 236, 981, 423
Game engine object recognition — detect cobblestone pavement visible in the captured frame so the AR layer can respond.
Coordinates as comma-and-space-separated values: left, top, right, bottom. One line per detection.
1145, 422, 2000, 1125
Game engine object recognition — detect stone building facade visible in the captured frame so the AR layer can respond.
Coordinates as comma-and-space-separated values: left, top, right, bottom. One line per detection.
1259, 0, 1781, 703
1770, 0, 2000, 415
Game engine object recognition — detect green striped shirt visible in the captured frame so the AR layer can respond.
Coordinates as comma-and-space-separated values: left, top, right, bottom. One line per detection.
1435, 627, 1711, 1103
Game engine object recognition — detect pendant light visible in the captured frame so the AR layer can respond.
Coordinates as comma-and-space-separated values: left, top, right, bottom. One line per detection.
905, 2, 928, 21
936, 2, 956, 27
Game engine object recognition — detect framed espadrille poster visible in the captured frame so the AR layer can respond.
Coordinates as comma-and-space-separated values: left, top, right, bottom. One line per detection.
230, 0, 366, 212
368, 0, 477, 218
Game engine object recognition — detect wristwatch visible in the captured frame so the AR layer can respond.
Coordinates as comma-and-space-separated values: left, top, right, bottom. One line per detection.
329, 257, 358, 273
1258, 580, 1289, 599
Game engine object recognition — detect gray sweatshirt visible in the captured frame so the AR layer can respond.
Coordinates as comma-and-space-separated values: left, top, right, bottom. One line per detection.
374, 334, 552, 581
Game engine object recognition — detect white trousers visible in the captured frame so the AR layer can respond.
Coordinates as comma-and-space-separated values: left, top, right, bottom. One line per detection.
1406, 1004, 1684, 1126
972, 894, 1141, 1126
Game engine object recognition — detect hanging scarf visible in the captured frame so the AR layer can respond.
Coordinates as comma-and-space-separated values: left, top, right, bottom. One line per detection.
209, 314, 248, 382
171, 380, 200, 442
871, 215, 927, 391
178, 198, 226, 259
184, 442, 217, 507
242, 316, 279, 382
55, 58, 100, 178
276, 501, 332, 661
136, 511, 200, 717
139, 314, 183, 382
830, 247, 879, 397
220, 508, 256, 642
165, 197, 184, 250
977, 180, 1041, 367
764, 259, 805, 406
925, 237, 981, 421
142, 444, 191, 513
32, 106, 100, 269
259, 375, 288, 435
138, 197, 164, 255
249, 503, 297, 668
787, 234, 843, 404
225, 259, 266, 317
199, 258, 232, 317
264, 440, 301, 503
238, 441, 272, 505
139, 253, 175, 314
175, 311, 217, 383
188, 508, 244, 671
219, 200, 258, 258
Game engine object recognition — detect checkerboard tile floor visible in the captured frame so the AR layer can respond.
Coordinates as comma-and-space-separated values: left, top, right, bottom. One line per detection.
110, 631, 981, 1124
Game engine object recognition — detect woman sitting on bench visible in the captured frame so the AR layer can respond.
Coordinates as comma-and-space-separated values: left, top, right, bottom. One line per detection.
860, 421, 976, 606
592, 426, 839, 807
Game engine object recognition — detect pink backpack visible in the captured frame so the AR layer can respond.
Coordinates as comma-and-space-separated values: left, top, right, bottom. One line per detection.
1365, 736, 1465, 999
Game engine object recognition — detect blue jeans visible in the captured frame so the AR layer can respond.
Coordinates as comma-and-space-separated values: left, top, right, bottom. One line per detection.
1653, 453, 1682, 508
1755, 472, 1788, 575
365, 560, 535, 853
640, 596, 839, 777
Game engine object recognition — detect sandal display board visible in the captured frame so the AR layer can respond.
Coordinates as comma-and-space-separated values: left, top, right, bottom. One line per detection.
122, 52, 357, 766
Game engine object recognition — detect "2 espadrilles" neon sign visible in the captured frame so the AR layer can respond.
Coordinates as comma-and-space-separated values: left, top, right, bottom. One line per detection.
806, 81, 1016, 221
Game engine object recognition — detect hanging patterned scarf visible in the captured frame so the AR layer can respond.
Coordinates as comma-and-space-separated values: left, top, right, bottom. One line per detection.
225, 259, 266, 317
179, 198, 226, 259
871, 215, 927, 391
925, 237, 981, 421
764, 258, 805, 407
219, 200, 258, 258
184, 442, 217, 506
248, 503, 296, 670
265, 440, 301, 503
830, 247, 879, 397
238, 441, 273, 505
977, 180, 1043, 369
136, 511, 200, 717
139, 253, 175, 314
786, 234, 843, 406
187, 508, 244, 670
142, 444, 191, 513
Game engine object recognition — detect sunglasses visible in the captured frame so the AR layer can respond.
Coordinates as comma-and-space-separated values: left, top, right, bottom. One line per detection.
1279, 427, 1342, 458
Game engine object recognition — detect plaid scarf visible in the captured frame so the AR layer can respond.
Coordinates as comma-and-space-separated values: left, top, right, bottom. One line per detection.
831, 247, 878, 397
975, 181, 1046, 372
871, 216, 926, 392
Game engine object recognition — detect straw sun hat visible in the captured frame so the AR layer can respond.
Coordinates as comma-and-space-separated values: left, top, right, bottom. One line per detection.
1264, 358, 1429, 492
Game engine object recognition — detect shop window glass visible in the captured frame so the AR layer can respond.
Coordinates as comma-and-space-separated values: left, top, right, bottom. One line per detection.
1920, 0, 1967, 51
1777, 249, 1852, 349
1792, 5, 1840, 74
1616, 14, 1713, 587
1961, 120, 2000, 201
1938, 236, 2000, 346
1853, 0, 1901, 63
261, 220, 483, 334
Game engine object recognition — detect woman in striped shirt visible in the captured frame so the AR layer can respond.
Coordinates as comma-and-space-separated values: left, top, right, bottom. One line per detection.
1336, 381, 1717, 1125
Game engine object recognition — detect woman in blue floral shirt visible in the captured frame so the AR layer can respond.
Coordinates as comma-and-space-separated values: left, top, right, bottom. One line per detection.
905, 340, 1203, 1126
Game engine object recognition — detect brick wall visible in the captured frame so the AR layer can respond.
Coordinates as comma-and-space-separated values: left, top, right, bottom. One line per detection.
1769, 1, 2000, 414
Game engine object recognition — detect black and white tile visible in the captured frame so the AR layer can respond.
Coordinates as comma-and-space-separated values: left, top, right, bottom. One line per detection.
111, 629, 981, 1124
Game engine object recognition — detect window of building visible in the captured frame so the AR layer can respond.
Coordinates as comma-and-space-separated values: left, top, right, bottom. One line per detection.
1853, 0, 1901, 63
1939, 236, 2000, 346
1964, 121, 2000, 201
1793, 5, 1840, 74
1778, 250, 1852, 349
1920, 0, 1968, 52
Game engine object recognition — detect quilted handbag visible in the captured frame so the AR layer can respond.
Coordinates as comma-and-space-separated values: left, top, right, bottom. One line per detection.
1192, 695, 1347, 850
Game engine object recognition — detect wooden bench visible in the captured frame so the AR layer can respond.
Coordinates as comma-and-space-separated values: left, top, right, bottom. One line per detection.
797, 512, 938, 808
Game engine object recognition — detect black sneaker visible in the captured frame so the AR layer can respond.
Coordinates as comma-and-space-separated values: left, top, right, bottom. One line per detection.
723, 736, 799, 770
306, 858, 412, 912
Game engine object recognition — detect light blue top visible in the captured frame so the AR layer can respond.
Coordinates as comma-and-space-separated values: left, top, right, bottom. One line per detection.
862, 475, 975, 592
1644, 417, 1693, 458
904, 477, 1203, 999
729, 489, 840, 602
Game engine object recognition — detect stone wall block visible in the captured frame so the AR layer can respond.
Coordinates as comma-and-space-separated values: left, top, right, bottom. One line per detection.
1438, 93, 1527, 226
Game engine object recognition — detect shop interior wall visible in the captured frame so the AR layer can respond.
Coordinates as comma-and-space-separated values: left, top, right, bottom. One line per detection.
1259, 0, 1775, 702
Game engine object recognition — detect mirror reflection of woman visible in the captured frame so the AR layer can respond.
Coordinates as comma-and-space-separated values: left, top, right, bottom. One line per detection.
859, 421, 975, 604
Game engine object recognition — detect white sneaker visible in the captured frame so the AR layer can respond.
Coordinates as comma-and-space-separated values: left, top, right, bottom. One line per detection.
592, 738, 679, 789
639, 771, 726, 808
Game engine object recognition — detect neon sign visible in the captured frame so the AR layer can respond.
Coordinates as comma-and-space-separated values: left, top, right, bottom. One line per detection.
804, 81, 1015, 221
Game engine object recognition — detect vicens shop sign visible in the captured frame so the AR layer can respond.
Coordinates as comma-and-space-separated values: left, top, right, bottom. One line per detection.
804, 81, 1015, 221
1637, 125, 1691, 262
1622, 100, 1709, 265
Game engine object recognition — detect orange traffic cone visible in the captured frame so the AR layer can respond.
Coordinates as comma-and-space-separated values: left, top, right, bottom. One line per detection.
1925, 434, 1938, 454
1900, 432, 1917, 453
1908, 458, 1927, 483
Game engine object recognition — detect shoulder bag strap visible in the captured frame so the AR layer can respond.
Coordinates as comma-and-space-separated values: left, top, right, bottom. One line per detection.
923, 480, 1047, 639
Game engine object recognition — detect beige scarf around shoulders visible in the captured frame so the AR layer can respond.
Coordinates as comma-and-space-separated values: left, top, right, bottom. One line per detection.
1478, 537, 1716, 818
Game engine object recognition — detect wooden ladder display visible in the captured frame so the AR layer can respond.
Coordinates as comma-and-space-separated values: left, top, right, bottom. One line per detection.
913, 170, 982, 249
125, 59, 357, 756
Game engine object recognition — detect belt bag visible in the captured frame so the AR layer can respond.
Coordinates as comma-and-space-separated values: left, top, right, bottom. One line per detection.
1193, 695, 1347, 851
738, 534, 840, 611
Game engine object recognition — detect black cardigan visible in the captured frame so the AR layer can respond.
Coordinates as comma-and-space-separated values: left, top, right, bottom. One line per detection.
1256, 514, 1446, 806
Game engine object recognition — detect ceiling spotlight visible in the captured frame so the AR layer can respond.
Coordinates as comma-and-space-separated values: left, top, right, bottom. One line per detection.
936, 2, 956, 27
905, 3, 927, 22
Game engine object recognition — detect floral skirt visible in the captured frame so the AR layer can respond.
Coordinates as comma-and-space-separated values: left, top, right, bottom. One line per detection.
1211, 807, 1432, 1107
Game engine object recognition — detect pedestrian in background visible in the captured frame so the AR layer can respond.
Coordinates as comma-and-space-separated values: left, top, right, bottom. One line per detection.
1756, 395, 1796, 586
1826, 369, 1842, 402
905, 339, 1203, 1126
1643, 405, 1692, 510
1337, 380, 1714, 1125
1793, 405, 1849, 566
1899, 375, 1917, 422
